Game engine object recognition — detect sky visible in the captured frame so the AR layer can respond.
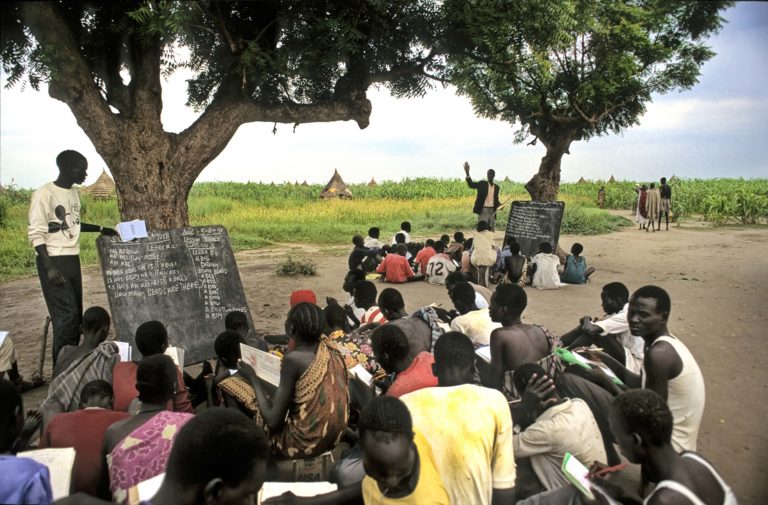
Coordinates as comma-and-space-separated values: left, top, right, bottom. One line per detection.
1, 2, 766, 189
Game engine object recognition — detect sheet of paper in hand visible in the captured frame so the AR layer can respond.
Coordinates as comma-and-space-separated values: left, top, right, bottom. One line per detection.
240, 343, 282, 387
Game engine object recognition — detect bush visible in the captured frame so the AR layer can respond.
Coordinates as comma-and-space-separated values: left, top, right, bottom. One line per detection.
276, 255, 317, 276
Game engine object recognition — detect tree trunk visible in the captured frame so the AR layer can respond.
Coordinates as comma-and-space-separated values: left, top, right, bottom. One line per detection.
525, 135, 574, 201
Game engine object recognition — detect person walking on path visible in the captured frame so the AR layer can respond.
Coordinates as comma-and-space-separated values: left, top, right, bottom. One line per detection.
659, 177, 672, 230
464, 161, 501, 230
645, 183, 662, 232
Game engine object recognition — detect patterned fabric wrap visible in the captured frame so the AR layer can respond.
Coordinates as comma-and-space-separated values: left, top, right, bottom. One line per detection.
410, 306, 445, 352
217, 375, 259, 416
325, 329, 386, 381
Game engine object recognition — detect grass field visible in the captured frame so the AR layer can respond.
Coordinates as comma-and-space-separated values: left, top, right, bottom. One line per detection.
1, 177, 766, 281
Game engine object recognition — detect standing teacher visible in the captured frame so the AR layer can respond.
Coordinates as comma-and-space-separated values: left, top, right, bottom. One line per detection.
464, 161, 501, 230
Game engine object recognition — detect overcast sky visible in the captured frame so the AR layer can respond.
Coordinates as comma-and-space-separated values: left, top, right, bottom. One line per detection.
1, 2, 766, 189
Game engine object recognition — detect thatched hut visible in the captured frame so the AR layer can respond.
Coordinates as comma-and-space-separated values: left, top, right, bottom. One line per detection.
608, 174, 616, 183
301, 180, 309, 187
320, 169, 353, 199
368, 178, 378, 187
503, 176, 512, 183
669, 174, 678, 183
577, 176, 587, 184
83, 169, 116, 199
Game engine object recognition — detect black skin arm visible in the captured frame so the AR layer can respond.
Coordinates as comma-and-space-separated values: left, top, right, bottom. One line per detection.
81, 222, 117, 235
489, 329, 506, 391
583, 350, 642, 389
11, 410, 42, 453
264, 482, 363, 505
35, 226, 117, 284
239, 354, 303, 432
642, 341, 682, 402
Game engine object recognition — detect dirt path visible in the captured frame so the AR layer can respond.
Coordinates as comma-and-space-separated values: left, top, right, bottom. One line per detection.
2, 222, 766, 503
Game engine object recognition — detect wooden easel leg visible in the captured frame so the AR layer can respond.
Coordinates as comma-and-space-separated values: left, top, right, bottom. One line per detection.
35, 316, 51, 381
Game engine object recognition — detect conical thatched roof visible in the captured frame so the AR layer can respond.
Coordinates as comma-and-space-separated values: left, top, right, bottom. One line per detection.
320, 169, 353, 199
503, 176, 512, 183
368, 177, 378, 187
301, 180, 309, 186
83, 169, 116, 199
577, 176, 587, 184
608, 174, 616, 183
669, 174, 678, 182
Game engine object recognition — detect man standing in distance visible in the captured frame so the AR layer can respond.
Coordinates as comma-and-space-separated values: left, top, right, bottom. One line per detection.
659, 176, 672, 231
28, 150, 117, 365
464, 161, 501, 230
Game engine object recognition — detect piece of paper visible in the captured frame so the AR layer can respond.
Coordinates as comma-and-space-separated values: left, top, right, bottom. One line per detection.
554, 348, 622, 384
240, 343, 282, 387
135, 472, 164, 500
258, 482, 337, 503
475, 345, 492, 363
561, 452, 594, 500
164, 346, 186, 368
116, 219, 148, 242
348, 364, 373, 386
18, 447, 76, 500
114, 341, 132, 362
0, 331, 9, 347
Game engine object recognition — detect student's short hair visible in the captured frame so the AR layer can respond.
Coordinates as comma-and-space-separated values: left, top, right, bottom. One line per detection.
612, 390, 673, 447
82, 306, 110, 334
538, 242, 553, 254
451, 282, 476, 306
378, 288, 405, 312
214, 331, 244, 363
425, 239, 435, 247
371, 325, 410, 362
359, 396, 413, 443
571, 243, 584, 255
509, 242, 521, 255
324, 304, 347, 329
400, 222, 411, 233
56, 150, 86, 170
225, 311, 248, 332
650, 182, 656, 189
494, 284, 528, 320
346, 269, 366, 284
464, 237, 474, 250
368, 227, 380, 238
440, 234, 450, 244
477, 221, 489, 232
453, 231, 464, 242
434, 331, 474, 370
164, 408, 270, 489
135, 320, 168, 357
631, 285, 671, 316
352, 235, 364, 247
602, 282, 629, 304
512, 363, 547, 396
395, 232, 406, 244
80, 379, 113, 404
395, 243, 408, 256
287, 303, 325, 342
434, 241, 446, 253
354, 280, 377, 305
660, 177, 667, 184
136, 354, 175, 404
445, 271, 467, 286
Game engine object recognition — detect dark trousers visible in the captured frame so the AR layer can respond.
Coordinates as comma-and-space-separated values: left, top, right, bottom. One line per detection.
36, 255, 83, 364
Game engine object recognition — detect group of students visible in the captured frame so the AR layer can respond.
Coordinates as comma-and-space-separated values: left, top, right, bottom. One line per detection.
0, 268, 736, 505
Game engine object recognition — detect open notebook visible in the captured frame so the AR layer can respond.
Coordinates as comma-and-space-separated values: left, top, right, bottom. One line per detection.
18, 447, 76, 501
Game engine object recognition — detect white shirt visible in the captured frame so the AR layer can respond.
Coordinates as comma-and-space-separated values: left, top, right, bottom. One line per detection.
531, 253, 563, 289
28, 182, 82, 255
592, 303, 644, 373
450, 308, 502, 347
391, 230, 411, 245
426, 255, 456, 285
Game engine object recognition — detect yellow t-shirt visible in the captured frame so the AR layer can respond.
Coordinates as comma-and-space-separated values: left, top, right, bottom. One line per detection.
401, 384, 516, 505
362, 431, 450, 505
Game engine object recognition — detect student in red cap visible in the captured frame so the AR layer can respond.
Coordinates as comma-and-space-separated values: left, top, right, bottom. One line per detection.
290, 290, 317, 308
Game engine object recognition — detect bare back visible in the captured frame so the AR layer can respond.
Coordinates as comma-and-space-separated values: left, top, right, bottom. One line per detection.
390, 318, 432, 355
489, 323, 552, 389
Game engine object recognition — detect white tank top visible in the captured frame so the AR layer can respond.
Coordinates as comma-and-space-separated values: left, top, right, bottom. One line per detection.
644, 452, 738, 505
641, 335, 705, 452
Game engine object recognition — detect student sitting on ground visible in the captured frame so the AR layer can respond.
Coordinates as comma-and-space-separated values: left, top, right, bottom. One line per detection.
377, 288, 434, 355
560, 243, 595, 284
460, 237, 475, 277
377, 244, 420, 284
237, 303, 349, 459
512, 363, 607, 497
446, 231, 465, 262
365, 226, 385, 249
371, 325, 438, 398
445, 271, 491, 308
349, 235, 380, 272
334, 269, 366, 329
355, 280, 388, 325
488, 284, 560, 393
39, 379, 129, 497
112, 320, 193, 414
213, 330, 257, 417
470, 221, 497, 287
413, 238, 436, 274
103, 355, 194, 504
425, 241, 457, 285
504, 242, 529, 287
449, 282, 502, 347
391, 221, 412, 245
53, 306, 112, 379
226, 309, 268, 352
323, 303, 384, 380
530, 242, 564, 289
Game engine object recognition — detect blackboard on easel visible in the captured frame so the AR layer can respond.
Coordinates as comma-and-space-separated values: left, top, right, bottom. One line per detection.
504, 201, 565, 257
96, 225, 252, 365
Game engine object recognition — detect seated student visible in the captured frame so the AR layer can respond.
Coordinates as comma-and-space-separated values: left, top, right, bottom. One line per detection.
560, 282, 644, 373
324, 304, 384, 380
425, 241, 457, 285
488, 284, 560, 393
377, 288, 433, 355
446, 231, 465, 262
38, 379, 129, 497
338, 269, 367, 328
226, 309, 268, 352
53, 306, 112, 379
0, 379, 53, 505
504, 242, 529, 287
448, 282, 502, 347
512, 363, 606, 495
413, 239, 436, 274
349, 235, 380, 271
354, 280, 388, 325
103, 355, 194, 504
445, 270, 491, 308
365, 226, 385, 249
460, 237, 475, 276
401, 332, 516, 505
530, 242, 564, 289
560, 243, 595, 284
371, 325, 437, 398
391, 221, 412, 245
0, 334, 43, 393
213, 330, 257, 418
377, 244, 420, 283
588, 286, 705, 453
112, 320, 193, 414
470, 221, 497, 287
237, 303, 349, 459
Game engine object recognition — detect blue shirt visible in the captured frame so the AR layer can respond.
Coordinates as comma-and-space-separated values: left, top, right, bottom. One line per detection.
0, 456, 53, 505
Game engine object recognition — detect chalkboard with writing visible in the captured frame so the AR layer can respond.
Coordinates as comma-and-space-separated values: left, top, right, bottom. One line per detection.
504, 201, 566, 257
96, 226, 251, 365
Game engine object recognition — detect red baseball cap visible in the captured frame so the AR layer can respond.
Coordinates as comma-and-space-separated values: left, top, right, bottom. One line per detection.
290, 289, 317, 308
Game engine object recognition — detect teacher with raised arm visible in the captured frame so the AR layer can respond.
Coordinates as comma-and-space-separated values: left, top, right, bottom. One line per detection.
464, 161, 501, 230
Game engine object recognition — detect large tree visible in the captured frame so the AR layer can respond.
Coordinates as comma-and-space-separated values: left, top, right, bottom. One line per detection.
1, 0, 440, 227
443, 0, 732, 201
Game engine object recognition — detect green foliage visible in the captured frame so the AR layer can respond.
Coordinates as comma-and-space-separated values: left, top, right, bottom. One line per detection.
276, 255, 317, 277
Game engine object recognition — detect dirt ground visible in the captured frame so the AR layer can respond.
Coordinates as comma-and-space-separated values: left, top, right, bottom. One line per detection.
2, 217, 767, 504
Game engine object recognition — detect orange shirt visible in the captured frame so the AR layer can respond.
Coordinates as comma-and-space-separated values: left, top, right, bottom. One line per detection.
414, 247, 436, 274
386, 352, 439, 398
112, 361, 193, 413
376, 254, 415, 283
